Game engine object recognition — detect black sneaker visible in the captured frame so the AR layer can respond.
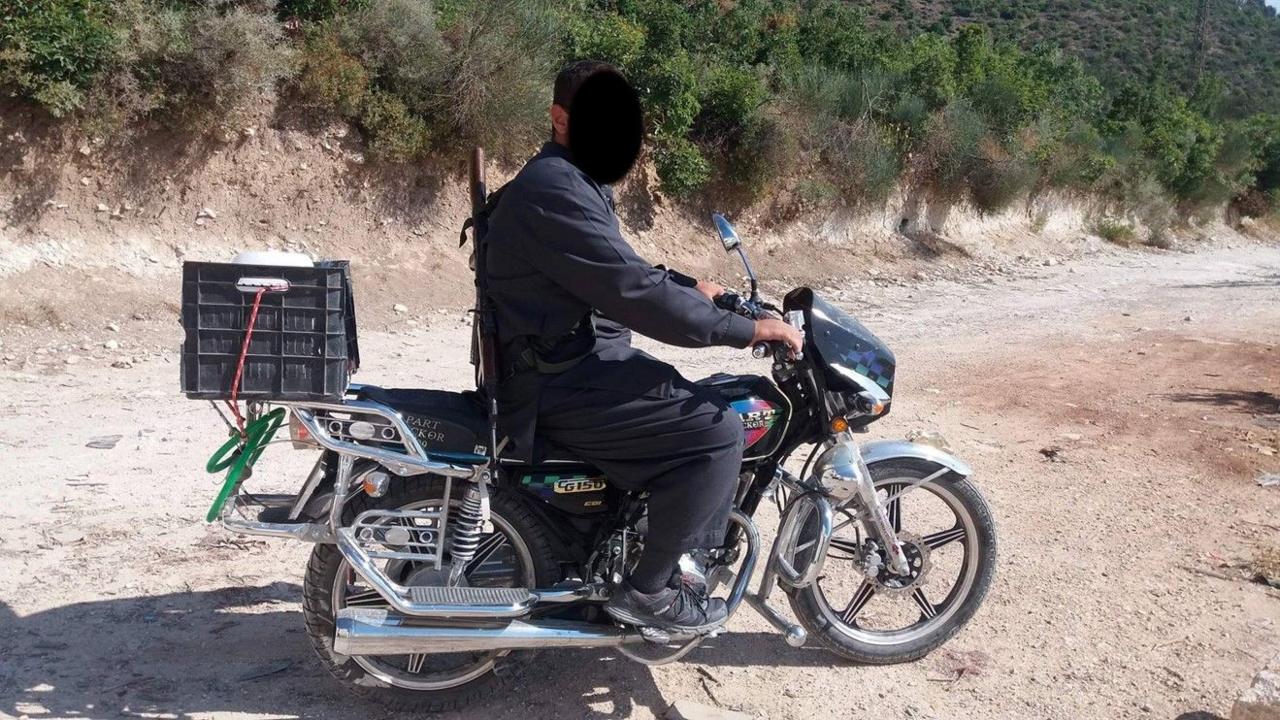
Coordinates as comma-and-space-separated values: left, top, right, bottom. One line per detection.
605, 581, 728, 633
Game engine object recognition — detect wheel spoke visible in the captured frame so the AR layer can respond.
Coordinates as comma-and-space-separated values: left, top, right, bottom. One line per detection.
840, 582, 876, 625
343, 588, 389, 607
405, 653, 426, 674
884, 484, 903, 533
922, 525, 967, 550
828, 537, 861, 556
911, 588, 938, 620
463, 532, 509, 577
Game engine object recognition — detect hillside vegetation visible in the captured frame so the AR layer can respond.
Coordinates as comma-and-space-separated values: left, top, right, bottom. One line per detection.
3, 0, 1280, 241
869, 0, 1280, 117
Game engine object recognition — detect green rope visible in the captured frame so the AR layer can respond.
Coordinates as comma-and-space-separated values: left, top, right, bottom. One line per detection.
205, 408, 286, 522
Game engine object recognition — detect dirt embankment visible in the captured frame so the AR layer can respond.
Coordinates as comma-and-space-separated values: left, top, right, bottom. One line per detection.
4, 99, 1276, 351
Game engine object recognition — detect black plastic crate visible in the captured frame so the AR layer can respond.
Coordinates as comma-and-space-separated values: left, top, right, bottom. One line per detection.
180, 260, 360, 401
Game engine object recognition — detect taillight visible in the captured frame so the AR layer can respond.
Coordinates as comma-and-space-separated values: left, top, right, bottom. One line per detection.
288, 412, 314, 449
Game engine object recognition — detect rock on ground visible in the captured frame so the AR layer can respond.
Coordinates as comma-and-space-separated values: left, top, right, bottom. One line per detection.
1233, 654, 1280, 720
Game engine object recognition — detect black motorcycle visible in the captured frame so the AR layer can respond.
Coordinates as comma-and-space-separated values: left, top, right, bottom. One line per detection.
210, 210, 996, 712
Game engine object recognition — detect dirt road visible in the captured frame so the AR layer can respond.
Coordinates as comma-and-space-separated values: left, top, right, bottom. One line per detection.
2, 243, 1278, 720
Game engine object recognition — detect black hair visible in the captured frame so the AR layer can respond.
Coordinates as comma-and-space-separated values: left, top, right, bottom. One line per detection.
553, 60, 616, 108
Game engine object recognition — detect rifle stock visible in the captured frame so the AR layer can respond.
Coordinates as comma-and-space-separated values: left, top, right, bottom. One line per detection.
468, 147, 502, 465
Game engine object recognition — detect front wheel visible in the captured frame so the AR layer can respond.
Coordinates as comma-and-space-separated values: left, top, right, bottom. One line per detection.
302, 476, 559, 712
787, 458, 997, 665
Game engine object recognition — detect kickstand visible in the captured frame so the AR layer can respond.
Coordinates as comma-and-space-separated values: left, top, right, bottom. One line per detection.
615, 632, 710, 666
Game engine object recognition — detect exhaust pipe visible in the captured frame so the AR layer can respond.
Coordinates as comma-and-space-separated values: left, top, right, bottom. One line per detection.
334, 511, 760, 657
334, 608, 689, 656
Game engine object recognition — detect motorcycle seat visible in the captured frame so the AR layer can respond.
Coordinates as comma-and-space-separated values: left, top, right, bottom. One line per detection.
354, 386, 586, 466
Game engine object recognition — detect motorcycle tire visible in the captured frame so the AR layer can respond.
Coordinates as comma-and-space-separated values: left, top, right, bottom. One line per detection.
302, 474, 560, 712
787, 458, 997, 665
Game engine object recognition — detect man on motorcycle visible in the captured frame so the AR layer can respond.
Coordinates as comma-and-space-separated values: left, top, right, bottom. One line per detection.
485, 60, 803, 632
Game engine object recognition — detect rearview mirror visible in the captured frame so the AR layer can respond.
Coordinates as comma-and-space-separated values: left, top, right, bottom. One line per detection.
712, 213, 741, 252
711, 212, 759, 302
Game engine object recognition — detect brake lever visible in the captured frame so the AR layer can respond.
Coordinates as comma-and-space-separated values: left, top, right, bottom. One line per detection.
784, 310, 806, 362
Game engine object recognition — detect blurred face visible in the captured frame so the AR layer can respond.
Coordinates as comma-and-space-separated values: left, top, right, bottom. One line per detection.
563, 70, 645, 185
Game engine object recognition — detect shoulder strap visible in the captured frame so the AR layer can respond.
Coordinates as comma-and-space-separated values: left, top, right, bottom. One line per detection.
459, 182, 509, 248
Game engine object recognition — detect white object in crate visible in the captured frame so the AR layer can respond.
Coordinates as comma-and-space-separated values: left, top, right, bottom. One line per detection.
231, 250, 312, 293
231, 250, 313, 267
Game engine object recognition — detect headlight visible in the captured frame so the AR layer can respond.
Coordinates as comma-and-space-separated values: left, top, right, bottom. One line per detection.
826, 391, 888, 422
809, 440, 868, 501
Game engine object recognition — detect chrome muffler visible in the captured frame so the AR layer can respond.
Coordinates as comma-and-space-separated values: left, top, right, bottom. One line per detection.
334, 608, 686, 656
333, 510, 761, 657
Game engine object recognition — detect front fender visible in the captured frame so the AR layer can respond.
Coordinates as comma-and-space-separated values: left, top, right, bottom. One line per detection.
860, 439, 972, 478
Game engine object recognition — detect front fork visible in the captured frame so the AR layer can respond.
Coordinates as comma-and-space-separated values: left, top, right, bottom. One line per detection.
856, 455, 910, 576
826, 435, 911, 576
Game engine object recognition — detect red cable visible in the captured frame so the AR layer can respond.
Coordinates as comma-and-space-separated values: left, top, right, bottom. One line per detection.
227, 288, 267, 438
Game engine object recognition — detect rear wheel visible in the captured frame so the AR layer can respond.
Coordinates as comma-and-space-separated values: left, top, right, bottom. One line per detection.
787, 459, 997, 665
302, 476, 559, 712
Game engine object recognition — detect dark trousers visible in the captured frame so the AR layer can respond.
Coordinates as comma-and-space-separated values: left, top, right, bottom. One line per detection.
536, 368, 744, 588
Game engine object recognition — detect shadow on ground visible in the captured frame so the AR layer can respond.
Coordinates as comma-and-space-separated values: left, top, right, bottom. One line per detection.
0, 585, 836, 719
1165, 389, 1280, 415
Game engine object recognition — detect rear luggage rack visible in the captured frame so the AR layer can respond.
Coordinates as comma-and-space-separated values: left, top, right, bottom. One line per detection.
281, 389, 477, 478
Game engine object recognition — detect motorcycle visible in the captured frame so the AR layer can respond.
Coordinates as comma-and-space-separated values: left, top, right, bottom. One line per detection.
210, 209, 997, 712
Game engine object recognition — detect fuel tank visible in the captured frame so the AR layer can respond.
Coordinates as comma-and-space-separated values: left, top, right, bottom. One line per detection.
696, 373, 791, 460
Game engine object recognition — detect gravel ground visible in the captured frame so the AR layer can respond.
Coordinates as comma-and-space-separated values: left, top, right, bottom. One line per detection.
2, 243, 1278, 720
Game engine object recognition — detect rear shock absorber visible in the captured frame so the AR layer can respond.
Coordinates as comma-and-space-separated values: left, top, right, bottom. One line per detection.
447, 484, 486, 585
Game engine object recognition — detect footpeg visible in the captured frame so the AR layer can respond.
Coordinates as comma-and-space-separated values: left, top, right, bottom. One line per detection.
336, 527, 536, 618
407, 585, 537, 611
639, 626, 671, 644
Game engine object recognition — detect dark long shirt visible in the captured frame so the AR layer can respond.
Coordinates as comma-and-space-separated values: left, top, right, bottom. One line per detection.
485, 142, 755, 457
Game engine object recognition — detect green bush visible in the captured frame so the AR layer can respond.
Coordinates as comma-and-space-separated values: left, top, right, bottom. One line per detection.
1093, 218, 1136, 245
77, 0, 188, 130
900, 33, 956, 110
795, 0, 885, 70
917, 100, 987, 200
278, 0, 369, 22
654, 134, 711, 197
0, 0, 116, 116
165, 3, 296, 127
339, 0, 558, 158
632, 48, 700, 136
359, 88, 430, 161
693, 64, 765, 141
564, 12, 646, 69
787, 64, 875, 123
823, 120, 901, 206
297, 30, 368, 117
967, 137, 1035, 214
432, 0, 561, 156
338, 0, 445, 115
722, 111, 796, 200
69, 0, 294, 131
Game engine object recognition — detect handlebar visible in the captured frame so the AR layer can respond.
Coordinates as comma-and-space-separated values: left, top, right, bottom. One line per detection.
714, 292, 804, 362
713, 291, 763, 319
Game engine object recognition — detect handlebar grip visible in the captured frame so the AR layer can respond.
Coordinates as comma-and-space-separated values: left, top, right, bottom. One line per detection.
751, 342, 771, 359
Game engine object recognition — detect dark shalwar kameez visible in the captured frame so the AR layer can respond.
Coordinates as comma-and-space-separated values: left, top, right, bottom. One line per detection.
485, 142, 756, 559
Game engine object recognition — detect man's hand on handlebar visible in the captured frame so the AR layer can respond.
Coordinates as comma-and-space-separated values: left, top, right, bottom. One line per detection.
695, 279, 726, 302
751, 318, 804, 357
